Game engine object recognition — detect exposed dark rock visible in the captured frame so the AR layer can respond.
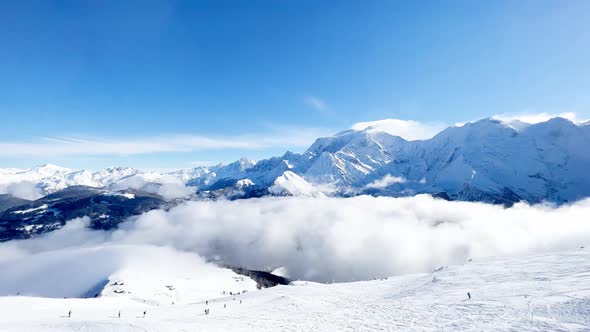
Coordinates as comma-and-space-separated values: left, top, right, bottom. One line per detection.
224, 265, 290, 288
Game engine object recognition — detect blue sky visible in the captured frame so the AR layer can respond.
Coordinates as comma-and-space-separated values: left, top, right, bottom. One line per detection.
1, 1, 589, 169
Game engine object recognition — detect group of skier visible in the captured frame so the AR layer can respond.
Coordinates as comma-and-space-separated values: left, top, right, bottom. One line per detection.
202, 291, 245, 316
65, 294, 247, 318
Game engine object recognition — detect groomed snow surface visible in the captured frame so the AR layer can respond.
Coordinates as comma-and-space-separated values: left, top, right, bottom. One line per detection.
1, 246, 590, 331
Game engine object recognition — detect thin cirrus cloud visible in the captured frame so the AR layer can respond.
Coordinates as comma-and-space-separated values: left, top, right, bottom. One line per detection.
304, 96, 329, 113
0, 128, 330, 157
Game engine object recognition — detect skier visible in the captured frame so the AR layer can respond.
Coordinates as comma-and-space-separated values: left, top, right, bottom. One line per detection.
224, 304, 226, 309
68, 310, 71, 318
467, 292, 471, 300
143, 310, 146, 318
118, 310, 121, 318
206, 300, 208, 305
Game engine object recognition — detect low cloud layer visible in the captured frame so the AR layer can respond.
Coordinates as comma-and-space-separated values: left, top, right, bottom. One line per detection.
0, 181, 44, 200
365, 174, 407, 189
2, 196, 590, 284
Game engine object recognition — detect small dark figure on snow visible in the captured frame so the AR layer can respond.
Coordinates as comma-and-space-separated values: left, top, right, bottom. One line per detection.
467, 292, 471, 300
224, 304, 226, 309
240, 300, 242, 304
206, 300, 208, 305
143, 310, 146, 318
118, 310, 121, 318
68, 310, 71, 318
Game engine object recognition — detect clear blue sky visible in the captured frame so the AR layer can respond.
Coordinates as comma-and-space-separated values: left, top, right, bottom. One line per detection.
1, 1, 589, 169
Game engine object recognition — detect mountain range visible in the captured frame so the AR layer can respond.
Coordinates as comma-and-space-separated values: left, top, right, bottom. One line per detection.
2, 117, 589, 205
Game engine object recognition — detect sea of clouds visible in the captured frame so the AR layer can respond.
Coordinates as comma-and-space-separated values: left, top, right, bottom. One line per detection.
1, 195, 590, 290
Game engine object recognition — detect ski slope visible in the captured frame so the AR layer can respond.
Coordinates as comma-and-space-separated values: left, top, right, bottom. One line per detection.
1, 248, 590, 331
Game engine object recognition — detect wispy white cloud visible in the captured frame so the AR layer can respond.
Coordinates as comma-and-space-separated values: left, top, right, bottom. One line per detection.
352, 119, 447, 141
304, 96, 329, 113
0, 128, 330, 157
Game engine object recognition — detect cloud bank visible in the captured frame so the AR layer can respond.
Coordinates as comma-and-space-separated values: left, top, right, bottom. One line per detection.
2, 196, 590, 284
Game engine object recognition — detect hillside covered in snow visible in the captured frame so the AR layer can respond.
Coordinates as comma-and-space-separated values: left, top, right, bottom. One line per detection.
1, 245, 590, 331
